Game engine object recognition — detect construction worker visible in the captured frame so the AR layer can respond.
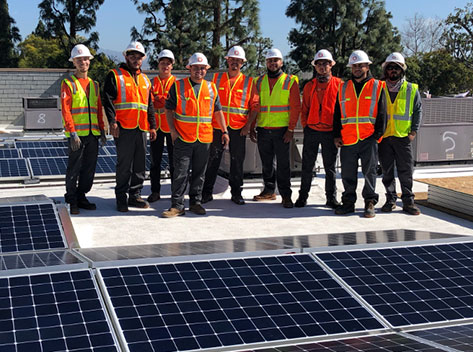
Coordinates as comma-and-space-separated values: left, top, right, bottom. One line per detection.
61, 44, 106, 215
162, 53, 230, 218
295, 49, 342, 208
103, 41, 157, 212
249, 48, 301, 208
333, 50, 387, 218
147, 49, 176, 203
379, 52, 422, 215
202, 46, 256, 205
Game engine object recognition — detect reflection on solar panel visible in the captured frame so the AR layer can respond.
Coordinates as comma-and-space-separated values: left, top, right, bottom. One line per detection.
104, 146, 116, 155
0, 149, 19, 159
246, 333, 444, 351
100, 254, 384, 352
0, 250, 83, 272
15, 140, 68, 148
316, 242, 473, 328
0, 270, 119, 351
0, 159, 30, 178
20, 148, 68, 158
410, 324, 473, 351
0, 203, 65, 254
29, 157, 68, 176
96, 156, 116, 174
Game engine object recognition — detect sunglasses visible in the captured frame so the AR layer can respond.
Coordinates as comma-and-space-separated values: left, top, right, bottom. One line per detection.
386, 65, 402, 71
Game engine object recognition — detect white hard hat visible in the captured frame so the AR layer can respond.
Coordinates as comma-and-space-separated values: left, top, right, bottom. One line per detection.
186, 52, 210, 69
382, 52, 407, 71
69, 44, 93, 62
347, 50, 372, 67
225, 46, 246, 62
158, 49, 175, 63
123, 41, 146, 58
265, 48, 283, 60
311, 49, 335, 66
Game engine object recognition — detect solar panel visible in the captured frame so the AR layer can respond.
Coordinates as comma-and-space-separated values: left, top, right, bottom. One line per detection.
99, 254, 384, 352
0, 149, 20, 159
96, 156, 116, 174
0, 203, 66, 254
0, 159, 30, 178
0, 269, 119, 351
409, 324, 473, 351
104, 146, 116, 155
0, 250, 85, 273
29, 157, 68, 177
315, 242, 473, 328
15, 140, 68, 148
20, 148, 68, 158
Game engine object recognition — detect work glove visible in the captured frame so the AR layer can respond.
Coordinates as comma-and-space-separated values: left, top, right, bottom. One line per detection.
99, 130, 107, 147
70, 133, 81, 151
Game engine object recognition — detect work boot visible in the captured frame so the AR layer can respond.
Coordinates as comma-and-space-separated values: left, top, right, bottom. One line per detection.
189, 204, 206, 215
282, 197, 294, 208
147, 192, 161, 203
294, 197, 307, 208
253, 191, 276, 201
364, 201, 376, 218
201, 193, 213, 204
325, 198, 341, 209
381, 201, 396, 212
77, 197, 96, 210
128, 196, 150, 209
161, 207, 185, 218
69, 204, 80, 215
403, 204, 421, 215
335, 203, 355, 215
116, 202, 129, 212
231, 195, 245, 205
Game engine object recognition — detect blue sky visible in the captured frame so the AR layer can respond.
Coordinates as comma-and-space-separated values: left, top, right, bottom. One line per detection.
9, 0, 470, 56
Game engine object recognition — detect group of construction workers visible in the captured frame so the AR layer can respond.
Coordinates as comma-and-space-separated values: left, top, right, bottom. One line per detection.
61, 41, 422, 218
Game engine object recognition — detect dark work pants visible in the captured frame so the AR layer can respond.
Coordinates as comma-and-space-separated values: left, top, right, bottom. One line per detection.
65, 134, 99, 205
114, 127, 147, 202
340, 137, 379, 205
378, 136, 415, 206
203, 128, 246, 197
299, 127, 338, 201
171, 139, 210, 210
149, 129, 174, 194
256, 127, 292, 198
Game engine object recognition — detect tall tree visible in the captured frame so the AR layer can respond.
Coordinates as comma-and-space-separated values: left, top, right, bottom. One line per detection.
401, 13, 444, 57
0, 0, 21, 67
443, 2, 473, 69
286, 0, 401, 79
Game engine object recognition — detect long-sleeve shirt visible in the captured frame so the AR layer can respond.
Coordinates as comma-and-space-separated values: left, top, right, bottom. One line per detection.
102, 63, 156, 129
333, 72, 387, 140
61, 77, 105, 134
385, 84, 423, 134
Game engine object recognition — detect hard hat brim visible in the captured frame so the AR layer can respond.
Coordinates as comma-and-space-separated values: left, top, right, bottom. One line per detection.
347, 59, 372, 67
224, 55, 247, 62
382, 61, 407, 71
69, 55, 94, 62
123, 50, 146, 59
186, 63, 211, 69
311, 59, 336, 66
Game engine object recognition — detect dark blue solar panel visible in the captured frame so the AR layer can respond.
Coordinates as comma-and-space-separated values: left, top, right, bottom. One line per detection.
21, 148, 68, 158
410, 323, 473, 351
104, 146, 116, 155
0, 159, 30, 178
316, 242, 473, 328
0, 270, 119, 352
100, 254, 384, 352
96, 156, 116, 174
0, 149, 20, 159
29, 157, 68, 176
0, 250, 83, 271
15, 140, 68, 148
0, 204, 65, 253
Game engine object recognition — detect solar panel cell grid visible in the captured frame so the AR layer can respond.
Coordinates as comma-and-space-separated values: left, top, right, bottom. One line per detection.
0, 159, 30, 178
100, 254, 384, 352
0, 251, 83, 271
20, 148, 68, 158
15, 140, 68, 149
0, 149, 20, 159
410, 324, 473, 351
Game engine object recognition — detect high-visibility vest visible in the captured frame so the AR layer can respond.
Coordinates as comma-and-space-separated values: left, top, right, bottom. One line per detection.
306, 76, 342, 129
174, 78, 217, 143
383, 80, 418, 138
211, 72, 253, 130
111, 68, 151, 131
338, 78, 384, 146
153, 75, 175, 133
256, 73, 298, 127
61, 75, 100, 137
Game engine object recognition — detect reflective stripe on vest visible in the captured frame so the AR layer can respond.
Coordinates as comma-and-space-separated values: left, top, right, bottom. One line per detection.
112, 68, 151, 131
306, 76, 341, 130
383, 81, 417, 138
174, 78, 217, 143
339, 79, 383, 146
62, 75, 100, 137
256, 73, 297, 127
153, 75, 175, 133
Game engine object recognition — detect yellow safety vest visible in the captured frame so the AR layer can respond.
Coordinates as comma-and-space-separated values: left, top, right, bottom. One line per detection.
383, 81, 418, 138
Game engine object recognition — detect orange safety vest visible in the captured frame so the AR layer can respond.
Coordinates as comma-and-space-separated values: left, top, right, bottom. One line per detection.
174, 78, 217, 143
153, 75, 175, 133
306, 76, 342, 130
338, 78, 384, 146
211, 72, 253, 130
112, 68, 151, 131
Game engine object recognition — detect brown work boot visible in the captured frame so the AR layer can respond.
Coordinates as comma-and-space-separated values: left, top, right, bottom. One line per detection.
335, 203, 355, 215
253, 191, 276, 201
147, 192, 161, 203
364, 201, 376, 218
69, 204, 80, 215
162, 207, 185, 218
282, 197, 294, 208
128, 196, 150, 209
381, 201, 396, 212
189, 204, 206, 215
403, 204, 421, 215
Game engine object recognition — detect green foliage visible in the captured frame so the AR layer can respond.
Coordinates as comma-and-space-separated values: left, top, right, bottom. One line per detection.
443, 2, 473, 69
17, 34, 65, 68
0, 0, 21, 67
88, 52, 116, 90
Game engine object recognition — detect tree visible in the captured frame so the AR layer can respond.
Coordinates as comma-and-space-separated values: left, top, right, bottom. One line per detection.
0, 0, 21, 67
17, 34, 64, 68
286, 0, 401, 79
443, 2, 473, 69
401, 13, 444, 57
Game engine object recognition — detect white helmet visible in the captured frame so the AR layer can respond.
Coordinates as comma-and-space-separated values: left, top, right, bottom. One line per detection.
265, 48, 283, 60
158, 49, 175, 63
186, 52, 210, 69
382, 52, 407, 71
347, 50, 372, 67
123, 41, 146, 58
225, 46, 246, 62
69, 44, 93, 62
311, 49, 335, 66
